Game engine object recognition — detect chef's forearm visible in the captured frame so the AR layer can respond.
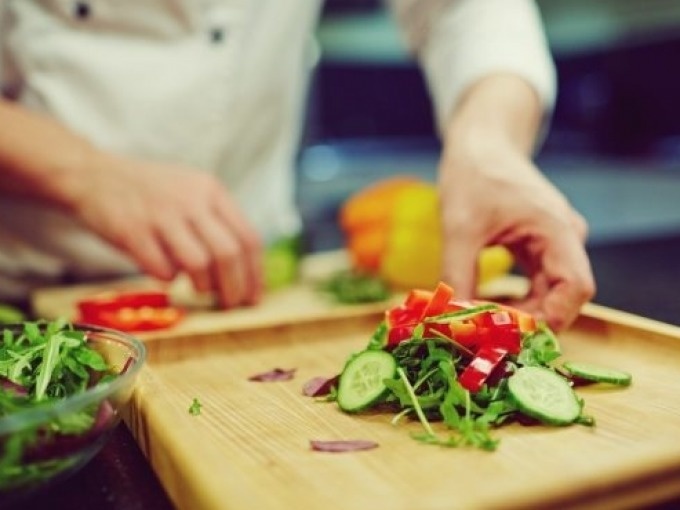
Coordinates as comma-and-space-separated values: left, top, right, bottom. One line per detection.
440, 73, 543, 167
0, 99, 96, 210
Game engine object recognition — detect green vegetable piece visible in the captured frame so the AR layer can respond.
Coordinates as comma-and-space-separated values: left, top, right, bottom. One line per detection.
189, 397, 202, 416
337, 350, 396, 412
318, 270, 391, 304
562, 361, 632, 386
507, 366, 581, 426
425, 304, 499, 324
264, 236, 301, 290
0, 304, 25, 324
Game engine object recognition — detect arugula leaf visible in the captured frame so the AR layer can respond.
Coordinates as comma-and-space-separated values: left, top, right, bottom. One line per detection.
385, 340, 502, 450
333, 308, 621, 452
518, 323, 562, 367
366, 321, 388, 351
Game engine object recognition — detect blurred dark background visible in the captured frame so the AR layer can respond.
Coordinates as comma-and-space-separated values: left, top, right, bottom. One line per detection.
296, 0, 680, 325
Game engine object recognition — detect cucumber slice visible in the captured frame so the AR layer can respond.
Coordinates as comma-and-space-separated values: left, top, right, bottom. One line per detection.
337, 350, 397, 412
508, 366, 581, 426
562, 361, 632, 386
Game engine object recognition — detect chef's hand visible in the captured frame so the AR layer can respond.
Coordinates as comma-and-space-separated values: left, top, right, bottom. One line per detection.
0, 99, 262, 308
71, 151, 264, 308
437, 74, 595, 331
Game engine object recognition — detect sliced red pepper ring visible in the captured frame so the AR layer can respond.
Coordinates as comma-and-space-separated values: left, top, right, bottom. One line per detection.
457, 345, 508, 393
78, 290, 169, 317
77, 290, 183, 332
96, 306, 184, 332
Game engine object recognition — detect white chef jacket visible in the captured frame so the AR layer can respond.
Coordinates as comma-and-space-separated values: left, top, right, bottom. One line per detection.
0, 0, 555, 302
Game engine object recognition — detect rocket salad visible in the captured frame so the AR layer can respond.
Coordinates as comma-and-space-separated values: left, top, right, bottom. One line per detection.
329, 282, 632, 451
0, 319, 118, 489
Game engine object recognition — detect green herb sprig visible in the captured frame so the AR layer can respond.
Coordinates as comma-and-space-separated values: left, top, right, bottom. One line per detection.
189, 398, 202, 416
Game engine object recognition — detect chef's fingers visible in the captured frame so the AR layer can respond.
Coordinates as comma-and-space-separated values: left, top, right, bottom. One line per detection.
212, 195, 264, 304
190, 211, 260, 308
531, 230, 595, 331
117, 226, 178, 282
542, 236, 595, 330
571, 210, 589, 243
156, 216, 213, 295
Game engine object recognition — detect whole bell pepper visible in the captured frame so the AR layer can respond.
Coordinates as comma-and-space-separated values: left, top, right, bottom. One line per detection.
339, 176, 514, 289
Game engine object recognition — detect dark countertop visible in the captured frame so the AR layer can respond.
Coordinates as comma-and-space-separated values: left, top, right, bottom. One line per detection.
20, 234, 680, 510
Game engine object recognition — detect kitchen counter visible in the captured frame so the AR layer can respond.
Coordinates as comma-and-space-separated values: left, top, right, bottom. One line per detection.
18, 234, 680, 510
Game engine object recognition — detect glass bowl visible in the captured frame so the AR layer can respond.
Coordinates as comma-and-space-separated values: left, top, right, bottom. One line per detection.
0, 323, 146, 501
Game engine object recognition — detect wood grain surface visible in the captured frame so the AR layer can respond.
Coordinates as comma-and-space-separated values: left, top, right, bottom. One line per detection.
124, 305, 680, 510
30, 251, 680, 510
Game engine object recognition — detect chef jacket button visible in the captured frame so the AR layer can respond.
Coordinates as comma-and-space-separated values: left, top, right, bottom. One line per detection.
210, 28, 226, 44
73, 1, 91, 19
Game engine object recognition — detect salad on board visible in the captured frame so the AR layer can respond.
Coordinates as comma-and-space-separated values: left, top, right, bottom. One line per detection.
325, 282, 632, 451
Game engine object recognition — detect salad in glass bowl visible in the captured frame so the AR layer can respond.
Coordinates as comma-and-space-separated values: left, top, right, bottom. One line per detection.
0, 319, 146, 501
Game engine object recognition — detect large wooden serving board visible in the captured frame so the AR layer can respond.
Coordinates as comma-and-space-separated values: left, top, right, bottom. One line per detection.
126, 304, 680, 510
30, 252, 680, 509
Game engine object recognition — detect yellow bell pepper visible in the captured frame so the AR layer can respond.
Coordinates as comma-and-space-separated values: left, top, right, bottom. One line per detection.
339, 176, 514, 290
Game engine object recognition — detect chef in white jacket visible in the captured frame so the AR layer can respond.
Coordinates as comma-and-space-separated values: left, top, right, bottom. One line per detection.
0, 0, 594, 330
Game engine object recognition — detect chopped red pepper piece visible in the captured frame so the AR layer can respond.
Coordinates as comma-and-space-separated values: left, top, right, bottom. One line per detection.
387, 324, 416, 346
458, 345, 508, 392
471, 310, 522, 355
448, 319, 480, 349
383, 281, 535, 353
385, 302, 424, 346
385, 283, 457, 346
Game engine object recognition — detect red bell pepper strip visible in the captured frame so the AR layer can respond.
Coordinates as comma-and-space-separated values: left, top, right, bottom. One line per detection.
419, 282, 454, 320
403, 289, 433, 316
458, 345, 508, 392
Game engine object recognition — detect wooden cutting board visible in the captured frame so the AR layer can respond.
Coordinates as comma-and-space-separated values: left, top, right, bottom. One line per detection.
31, 251, 680, 510
30, 251, 405, 335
